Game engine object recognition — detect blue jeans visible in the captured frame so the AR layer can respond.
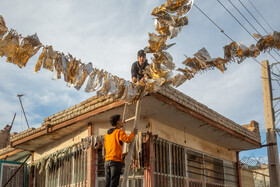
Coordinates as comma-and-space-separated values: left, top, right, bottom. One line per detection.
105, 160, 123, 187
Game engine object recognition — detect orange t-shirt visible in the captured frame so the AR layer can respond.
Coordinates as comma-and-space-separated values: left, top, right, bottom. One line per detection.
104, 128, 135, 162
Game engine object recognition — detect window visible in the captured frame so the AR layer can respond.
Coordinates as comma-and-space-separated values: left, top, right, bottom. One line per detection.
35, 147, 88, 187
152, 137, 237, 187
224, 161, 237, 186
187, 150, 204, 181
204, 155, 224, 184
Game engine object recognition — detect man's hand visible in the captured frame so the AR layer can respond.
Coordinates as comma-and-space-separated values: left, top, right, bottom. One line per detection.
140, 77, 146, 83
132, 128, 138, 135
132, 77, 137, 83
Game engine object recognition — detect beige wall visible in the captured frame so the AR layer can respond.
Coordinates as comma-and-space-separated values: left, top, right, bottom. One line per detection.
34, 123, 88, 161
150, 118, 236, 162
33, 115, 236, 163
252, 168, 269, 187
93, 118, 150, 136
241, 169, 255, 187
241, 168, 269, 187
33, 117, 150, 161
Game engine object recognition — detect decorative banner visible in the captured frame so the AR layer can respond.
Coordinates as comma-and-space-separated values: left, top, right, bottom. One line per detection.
0, 0, 280, 103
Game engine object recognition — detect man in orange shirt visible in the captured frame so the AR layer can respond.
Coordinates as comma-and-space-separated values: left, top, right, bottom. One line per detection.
104, 114, 138, 187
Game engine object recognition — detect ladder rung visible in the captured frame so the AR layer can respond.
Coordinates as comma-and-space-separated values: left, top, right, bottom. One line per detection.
125, 116, 136, 123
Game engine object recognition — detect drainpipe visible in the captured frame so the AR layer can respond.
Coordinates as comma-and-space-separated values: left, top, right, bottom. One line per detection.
236, 151, 242, 187
87, 122, 96, 187
144, 132, 154, 187
29, 151, 34, 187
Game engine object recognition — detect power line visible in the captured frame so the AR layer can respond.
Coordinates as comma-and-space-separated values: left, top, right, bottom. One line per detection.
228, 0, 260, 35
252, 58, 278, 78
238, 0, 270, 35
270, 62, 280, 67
194, 2, 280, 163
217, 0, 280, 62
193, 3, 276, 79
237, 0, 280, 58
270, 69, 280, 86
271, 70, 280, 85
217, 0, 255, 41
247, 0, 275, 32
274, 64, 280, 76
193, 3, 234, 42
275, 109, 280, 119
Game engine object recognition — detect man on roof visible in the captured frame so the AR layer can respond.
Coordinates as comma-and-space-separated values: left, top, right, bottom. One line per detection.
104, 114, 138, 187
131, 49, 149, 83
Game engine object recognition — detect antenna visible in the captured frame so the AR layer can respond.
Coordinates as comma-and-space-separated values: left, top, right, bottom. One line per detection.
8, 113, 16, 133
17, 94, 30, 129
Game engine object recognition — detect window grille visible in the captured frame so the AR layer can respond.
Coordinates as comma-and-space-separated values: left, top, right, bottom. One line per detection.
223, 161, 237, 186
0, 160, 26, 187
153, 137, 185, 187
153, 137, 237, 187
35, 146, 88, 187
204, 155, 224, 184
187, 150, 204, 181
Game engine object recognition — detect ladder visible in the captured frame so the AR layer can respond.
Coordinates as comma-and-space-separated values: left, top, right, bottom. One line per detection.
121, 99, 142, 187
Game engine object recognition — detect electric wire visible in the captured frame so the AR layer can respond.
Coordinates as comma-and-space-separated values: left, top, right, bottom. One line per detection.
275, 110, 280, 119
194, 1, 280, 138
239, 0, 270, 35
270, 62, 280, 67
274, 64, 280, 76
193, 3, 234, 42
237, 0, 280, 58
270, 78, 280, 82
228, 0, 260, 35
271, 76, 280, 87
261, 131, 271, 146
274, 79, 280, 87
270, 69, 280, 86
275, 118, 280, 130
247, 0, 275, 32
194, 3, 276, 80
229, 0, 280, 59
271, 67, 280, 81
217, 0, 280, 63
194, 2, 280, 151
252, 58, 279, 79
217, 0, 255, 41
194, 2, 280, 162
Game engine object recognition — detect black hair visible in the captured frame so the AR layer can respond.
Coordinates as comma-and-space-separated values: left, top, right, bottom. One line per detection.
137, 49, 146, 57
110, 114, 121, 126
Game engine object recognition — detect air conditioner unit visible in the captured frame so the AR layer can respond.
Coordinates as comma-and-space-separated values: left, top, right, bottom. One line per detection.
0, 160, 27, 187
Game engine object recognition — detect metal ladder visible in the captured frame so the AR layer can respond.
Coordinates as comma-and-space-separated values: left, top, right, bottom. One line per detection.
121, 99, 142, 187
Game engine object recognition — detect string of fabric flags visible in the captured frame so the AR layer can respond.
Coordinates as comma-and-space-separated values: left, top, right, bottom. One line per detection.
0, 0, 280, 103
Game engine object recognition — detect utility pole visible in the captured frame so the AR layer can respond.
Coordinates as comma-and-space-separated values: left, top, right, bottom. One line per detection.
261, 60, 280, 187
17, 94, 30, 129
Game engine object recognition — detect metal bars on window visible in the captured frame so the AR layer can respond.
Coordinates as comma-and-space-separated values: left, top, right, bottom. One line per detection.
35, 146, 88, 187
153, 138, 185, 187
223, 161, 237, 186
152, 137, 237, 187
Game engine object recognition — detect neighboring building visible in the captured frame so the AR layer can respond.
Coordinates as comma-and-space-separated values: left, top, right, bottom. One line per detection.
0, 125, 12, 149
240, 159, 270, 187
252, 167, 270, 187
0, 86, 261, 187
240, 167, 270, 187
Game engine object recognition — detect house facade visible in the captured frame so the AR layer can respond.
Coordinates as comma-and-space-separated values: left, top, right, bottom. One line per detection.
0, 86, 261, 187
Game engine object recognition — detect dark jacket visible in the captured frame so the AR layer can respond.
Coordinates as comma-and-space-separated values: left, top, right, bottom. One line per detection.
131, 60, 149, 81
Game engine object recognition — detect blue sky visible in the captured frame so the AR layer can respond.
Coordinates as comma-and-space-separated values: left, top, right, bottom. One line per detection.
0, 0, 280, 162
